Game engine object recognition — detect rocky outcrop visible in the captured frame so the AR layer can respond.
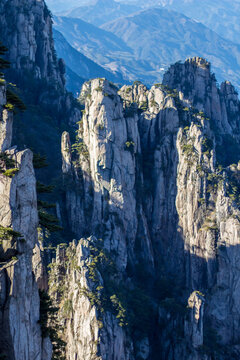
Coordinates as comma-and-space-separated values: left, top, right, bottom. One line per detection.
63, 78, 154, 272
0, 0, 82, 124
0, 77, 51, 360
0, 0, 64, 88
49, 238, 134, 360
185, 291, 205, 349
163, 57, 240, 136
0, 81, 13, 152
59, 58, 240, 359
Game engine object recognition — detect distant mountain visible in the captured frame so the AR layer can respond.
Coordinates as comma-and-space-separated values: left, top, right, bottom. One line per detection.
53, 9, 240, 89
59, 0, 140, 26
65, 66, 85, 95
53, 16, 132, 64
45, 0, 89, 12
118, 0, 240, 45
53, 29, 124, 93
102, 8, 240, 88
48, 0, 240, 45
53, 16, 159, 84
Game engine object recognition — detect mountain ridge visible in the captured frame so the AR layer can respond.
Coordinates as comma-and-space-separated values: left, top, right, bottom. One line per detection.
55, 0, 140, 26
53, 29, 125, 93
101, 7, 240, 89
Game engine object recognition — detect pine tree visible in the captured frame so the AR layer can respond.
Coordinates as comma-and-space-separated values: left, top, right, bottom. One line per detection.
0, 42, 10, 76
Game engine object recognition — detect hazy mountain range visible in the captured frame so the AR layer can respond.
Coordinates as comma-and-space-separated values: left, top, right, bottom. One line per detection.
53, 15, 161, 85
144, 0, 240, 45
46, 0, 89, 12
53, 29, 124, 93
53, 7, 240, 90
48, 0, 240, 45
45, 0, 240, 92
59, 0, 140, 26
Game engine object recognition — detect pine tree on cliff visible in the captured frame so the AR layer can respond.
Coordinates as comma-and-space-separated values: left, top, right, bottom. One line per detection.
0, 42, 10, 76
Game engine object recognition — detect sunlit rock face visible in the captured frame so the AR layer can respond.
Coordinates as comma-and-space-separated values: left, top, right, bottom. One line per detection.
55, 58, 240, 359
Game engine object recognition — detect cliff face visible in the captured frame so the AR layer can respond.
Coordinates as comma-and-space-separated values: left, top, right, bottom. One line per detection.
1, 0, 240, 355
56, 58, 240, 359
49, 238, 135, 360
0, 0, 64, 88
0, 0, 81, 129
0, 81, 52, 360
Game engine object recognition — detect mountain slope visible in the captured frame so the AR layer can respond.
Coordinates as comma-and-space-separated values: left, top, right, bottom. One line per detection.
59, 0, 140, 26
53, 16, 133, 64
65, 66, 85, 95
53, 29, 124, 92
45, 0, 89, 12
102, 8, 240, 88
53, 16, 159, 84
120, 0, 240, 45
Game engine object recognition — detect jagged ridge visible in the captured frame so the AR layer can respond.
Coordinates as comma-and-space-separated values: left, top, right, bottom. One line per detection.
55, 57, 240, 359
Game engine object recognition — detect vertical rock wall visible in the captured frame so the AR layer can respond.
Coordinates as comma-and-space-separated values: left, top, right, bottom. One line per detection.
59, 59, 240, 359
0, 81, 52, 360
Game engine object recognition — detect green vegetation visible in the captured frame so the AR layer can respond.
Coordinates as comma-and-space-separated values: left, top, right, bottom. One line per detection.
6, 87, 26, 113
62, 298, 73, 318
110, 295, 127, 327
202, 137, 213, 159
139, 101, 148, 111
2, 168, 19, 177
0, 152, 18, 178
36, 181, 54, 193
37, 200, 56, 209
0, 226, 22, 242
33, 153, 48, 169
75, 239, 128, 327
95, 86, 103, 92
150, 99, 158, 108
124, 140, 135, 156
0, 42, 10, 77
97, 123, 104, 131
0, 152, 16, 170
207, 172, 223, 194
225, 170, 240, 207
4, 103, 14, 111
198, 198, 206, 206
133, 80, 142, 86
72, 138, 89, 160
104, 92, 115, 100
125, 140, 135, 153
182, 144, 197, 157
38, 210, 62, 233
35, 157, 62, 233
79, 239, 157, 334
39, 290, 66, 360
